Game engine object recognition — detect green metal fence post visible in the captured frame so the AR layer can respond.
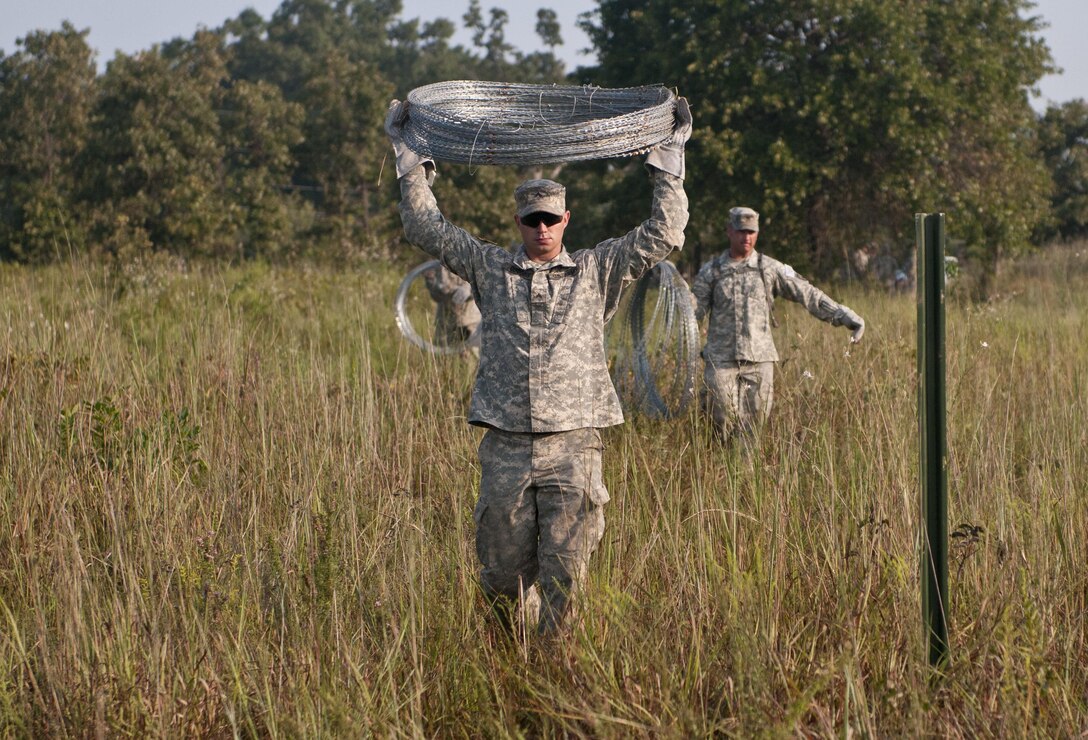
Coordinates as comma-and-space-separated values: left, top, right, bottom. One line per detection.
916, 213, 949, 668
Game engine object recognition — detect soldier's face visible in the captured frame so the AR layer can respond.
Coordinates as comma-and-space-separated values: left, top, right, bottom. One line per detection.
728, 226, 759, 258
516, 210, 571, 263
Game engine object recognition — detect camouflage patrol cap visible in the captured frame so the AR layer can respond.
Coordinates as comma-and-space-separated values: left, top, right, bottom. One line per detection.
729, 206, 759, 232
515, 179, 566, 218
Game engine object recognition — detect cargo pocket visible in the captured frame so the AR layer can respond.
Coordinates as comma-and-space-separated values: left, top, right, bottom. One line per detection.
473, 496, 488, 524
473, 496, 490, 566
589, 469, 610, 505
586, 429, 610, 506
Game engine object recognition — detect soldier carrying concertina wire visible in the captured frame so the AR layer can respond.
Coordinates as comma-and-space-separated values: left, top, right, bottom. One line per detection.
385, 94, 691, 639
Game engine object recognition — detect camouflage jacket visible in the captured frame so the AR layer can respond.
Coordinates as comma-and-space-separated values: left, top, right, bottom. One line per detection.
398, 167, 688, 432
691, 250, 849, 363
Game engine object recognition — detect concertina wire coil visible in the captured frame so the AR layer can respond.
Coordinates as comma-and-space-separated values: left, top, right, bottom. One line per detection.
402, 81, 677, 166
394, 260, 480, 356
615, 261, 700, 419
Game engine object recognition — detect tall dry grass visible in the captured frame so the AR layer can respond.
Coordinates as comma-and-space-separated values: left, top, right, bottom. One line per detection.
1, 245, 1085, 736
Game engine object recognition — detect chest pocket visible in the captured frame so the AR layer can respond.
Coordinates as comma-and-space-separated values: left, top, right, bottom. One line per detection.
712, 264, 767, 314
738, 265, 772, 329
543, 269, 576, 326
506, 269, 531, 325
710, 262, 749, 313
509, 267, 577, 327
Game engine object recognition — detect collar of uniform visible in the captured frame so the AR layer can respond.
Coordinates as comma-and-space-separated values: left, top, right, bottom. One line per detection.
512, 245, 576, 271
721, 250, 759, 270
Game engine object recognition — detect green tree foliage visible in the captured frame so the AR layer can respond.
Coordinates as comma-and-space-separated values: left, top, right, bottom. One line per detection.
225, 1, 400, 255
0, 24, 96, 261
228, 0, 384, 94
0, 0, 580, 264
80, 32, 307, 260
460, 0, 567, 83
382, 17, 480, 94
463, 0, 513, 70
1037, 100, 1088, 241
581, 0, 1053, 282
535, 9, 563, 50
219, 79, 307, 260
1, 0, 1068, 272
0, 0, 592, 263
294, 48, 392, 252
79, 34, 231, 258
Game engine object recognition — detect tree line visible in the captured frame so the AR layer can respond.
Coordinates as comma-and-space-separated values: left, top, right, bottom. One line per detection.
2, 0, 1086, 285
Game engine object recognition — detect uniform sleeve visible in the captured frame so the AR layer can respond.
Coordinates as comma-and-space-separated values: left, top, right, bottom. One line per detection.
590, 170, 689, 317
772, 264, 849, 325
691, 261, 714, 322
398, 168, 488, 284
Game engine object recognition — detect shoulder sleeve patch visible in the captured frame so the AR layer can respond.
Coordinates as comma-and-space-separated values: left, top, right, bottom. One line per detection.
780, 264, 796, 279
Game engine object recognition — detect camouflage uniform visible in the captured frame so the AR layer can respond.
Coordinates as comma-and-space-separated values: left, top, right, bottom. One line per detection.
692, 249, 857, 436
422, 263, 481, 352
397, 166, 688, 634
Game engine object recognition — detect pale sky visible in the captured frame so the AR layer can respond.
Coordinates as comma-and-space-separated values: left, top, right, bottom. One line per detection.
3, 0, 1085, 111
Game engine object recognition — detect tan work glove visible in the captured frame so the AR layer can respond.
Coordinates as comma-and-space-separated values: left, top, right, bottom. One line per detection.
645, 97, 692, 179
838, 307, 865, 343
384, 99, 435, 180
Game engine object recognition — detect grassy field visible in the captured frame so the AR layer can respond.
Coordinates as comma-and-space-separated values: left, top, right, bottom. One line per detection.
1, 245, 1085, 736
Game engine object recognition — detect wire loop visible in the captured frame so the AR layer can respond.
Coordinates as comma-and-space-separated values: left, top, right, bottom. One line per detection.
403, 81, 676, 165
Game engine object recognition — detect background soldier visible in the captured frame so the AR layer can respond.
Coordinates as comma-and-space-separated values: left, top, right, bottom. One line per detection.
386, 96, 691, 638
692, 206, 865, 440
422, 263, 481, 354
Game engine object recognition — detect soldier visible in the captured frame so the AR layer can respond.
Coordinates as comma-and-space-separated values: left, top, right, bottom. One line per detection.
385, 96, 691, 637
691, 206, 865, 440
422, 263, 481, 354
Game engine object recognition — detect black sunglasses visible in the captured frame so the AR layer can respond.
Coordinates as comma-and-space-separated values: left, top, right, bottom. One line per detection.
520, 212, 564, 228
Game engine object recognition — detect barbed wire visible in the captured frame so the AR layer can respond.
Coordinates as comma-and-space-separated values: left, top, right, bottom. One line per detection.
610, 261, 699, 419
403, 81, 676, 166
394, 260, 480, 355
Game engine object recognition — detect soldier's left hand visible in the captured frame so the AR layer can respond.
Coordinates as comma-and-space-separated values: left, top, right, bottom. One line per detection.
671, 97, 692, 147
646, 96, 691, 179
850, 320, 865, 343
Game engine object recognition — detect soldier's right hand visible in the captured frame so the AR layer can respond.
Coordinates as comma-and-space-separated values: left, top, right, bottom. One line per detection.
385, 99, 435, 180
384, 99, 410, 140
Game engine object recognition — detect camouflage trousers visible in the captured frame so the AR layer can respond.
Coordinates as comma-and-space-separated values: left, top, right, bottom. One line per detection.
702, 360, 775, 438
475, 427, 608, 636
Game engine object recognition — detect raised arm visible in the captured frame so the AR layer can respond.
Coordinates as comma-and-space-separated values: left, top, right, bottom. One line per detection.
591, 98, 692, 315
386, 100, 490, 282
